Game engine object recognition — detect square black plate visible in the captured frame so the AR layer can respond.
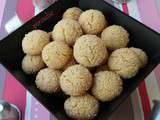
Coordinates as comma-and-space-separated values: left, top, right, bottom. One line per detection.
0, 0, 160, 119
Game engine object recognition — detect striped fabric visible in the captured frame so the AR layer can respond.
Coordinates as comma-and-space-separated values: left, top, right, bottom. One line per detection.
113, 1, 160, 120
0, 0, 160, 120
0, 0, 7, 28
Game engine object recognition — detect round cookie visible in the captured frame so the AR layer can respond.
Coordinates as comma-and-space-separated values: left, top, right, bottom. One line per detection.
91, 71, 123, 102
108, 48, 141, 79
36, 68, 61, 93
130, 47, 148, 68
52, 19, 83, 46
42, 41, 72, 69
74, 35, 108, 67
101, 25, 129, 50
22, 55, 45, 74
63, 7, 82, 20
60, 65, 92, 96
64, 94, 99, 119
79, 9, 107, 34
22, 30, 50, 55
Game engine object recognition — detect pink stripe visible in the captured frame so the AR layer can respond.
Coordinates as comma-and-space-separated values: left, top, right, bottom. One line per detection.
154, 64, 160, 92
46, 0, 49, 3
3, 72, 26, 120
136, 0, 160, 32
0, 0, 7, 28
122, 3, 129, 14
138, 81, 151, 120
16, 0, 35, 23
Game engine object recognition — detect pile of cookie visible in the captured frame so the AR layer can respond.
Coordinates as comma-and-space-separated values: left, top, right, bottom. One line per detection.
21, 7, 148, 119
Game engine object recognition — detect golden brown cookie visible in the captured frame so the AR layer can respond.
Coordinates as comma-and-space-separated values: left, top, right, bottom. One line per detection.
22, 30, 50, 55
60, 65, 92, 96
64, 94, 99, 119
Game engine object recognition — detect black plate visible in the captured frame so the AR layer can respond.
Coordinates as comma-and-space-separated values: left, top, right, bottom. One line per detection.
0, 0, 160, 119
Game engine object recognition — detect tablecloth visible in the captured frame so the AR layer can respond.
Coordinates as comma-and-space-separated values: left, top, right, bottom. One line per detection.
0, 0, 160, 120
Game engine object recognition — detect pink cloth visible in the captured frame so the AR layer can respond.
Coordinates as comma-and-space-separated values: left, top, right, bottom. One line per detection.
0, 0, 7, 28
3, 72, 26, 120
16, 0, 35, 22
137, 0, 160, 32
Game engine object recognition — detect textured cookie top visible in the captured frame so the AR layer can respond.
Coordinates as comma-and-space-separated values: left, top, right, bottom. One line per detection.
79, 9, 107, 34
60, 65, 92, 96
64, 94, 99, 119
108, 48, 141, 79
63, 7, 82, 20
74, 35, 108, 67
36, 68, 61, 93
42, 41, 72, 69
22, 30, 50, 55
52, 19, 83, 46
130, 47, 148, 68
101, 25, 129, 50
91, 71, 123, 102
22, 55, 45, 74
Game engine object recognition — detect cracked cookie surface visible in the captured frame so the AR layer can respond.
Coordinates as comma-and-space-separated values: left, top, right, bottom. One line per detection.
22, 30, 50, 55
91, 71, 123, 102
101, 25, 129, 50
64, 94, 99, 120
63, 7, 82, 21
22, 55, 45, 74
108, 48, 141, 79
36, 68, 61, 93
60, 65, 92, 96
79, 9, 107, 34
74, 35, 108, 67
52, 19, 83, 46
42, 41, 72, 69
